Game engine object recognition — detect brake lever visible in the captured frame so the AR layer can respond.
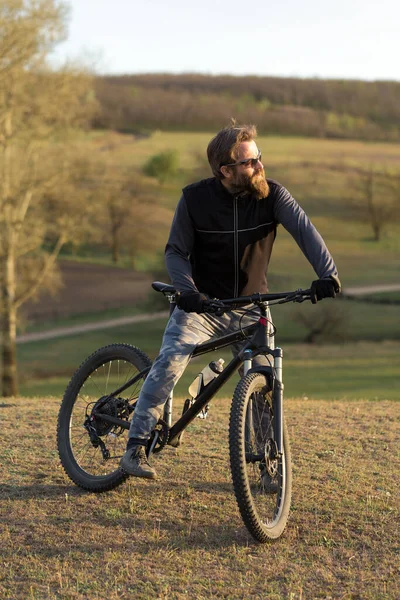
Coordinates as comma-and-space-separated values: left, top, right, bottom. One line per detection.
276, 290, 310, 304
204, 300, 226, 316
295, 292, 312, 303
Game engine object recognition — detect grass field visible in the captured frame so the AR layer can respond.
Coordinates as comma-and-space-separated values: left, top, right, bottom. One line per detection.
0, 396, 398, 599
89, 130, 400, 172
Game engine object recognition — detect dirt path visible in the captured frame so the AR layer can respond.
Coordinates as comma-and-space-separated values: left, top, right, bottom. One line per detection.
342, 283, 400, 295
16, 311, 170, 344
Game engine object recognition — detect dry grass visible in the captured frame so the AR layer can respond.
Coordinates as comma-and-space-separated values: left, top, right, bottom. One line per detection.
0, 396, 399, 600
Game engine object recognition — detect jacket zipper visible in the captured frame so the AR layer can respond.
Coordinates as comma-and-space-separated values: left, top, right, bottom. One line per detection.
233, 196, 239, 297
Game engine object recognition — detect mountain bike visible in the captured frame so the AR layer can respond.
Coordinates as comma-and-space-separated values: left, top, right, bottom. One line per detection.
57, 282, 312, 542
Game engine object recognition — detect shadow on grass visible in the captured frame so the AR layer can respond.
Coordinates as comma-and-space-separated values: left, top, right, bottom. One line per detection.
0, 483, 87, 500
127, 516, 251, 550
0, 479, 234, 499
191, 480, 233, 493
0, 480, 253, 549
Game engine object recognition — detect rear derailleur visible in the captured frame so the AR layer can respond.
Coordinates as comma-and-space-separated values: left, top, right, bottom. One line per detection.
83, 418, 110, 460
84, 395, 132, 460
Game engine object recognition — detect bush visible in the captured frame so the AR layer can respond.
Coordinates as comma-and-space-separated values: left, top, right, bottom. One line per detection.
142, 149, 179, 184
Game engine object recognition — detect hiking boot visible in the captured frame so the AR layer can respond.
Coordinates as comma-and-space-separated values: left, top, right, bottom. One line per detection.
120, 445, 157, 479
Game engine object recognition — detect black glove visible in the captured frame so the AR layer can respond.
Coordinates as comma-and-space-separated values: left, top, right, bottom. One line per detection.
310, 277, 341, 304
176, 291, 208, 313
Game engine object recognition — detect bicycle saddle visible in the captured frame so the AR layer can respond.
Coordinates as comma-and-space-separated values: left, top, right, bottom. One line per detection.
152, 281, 176, 294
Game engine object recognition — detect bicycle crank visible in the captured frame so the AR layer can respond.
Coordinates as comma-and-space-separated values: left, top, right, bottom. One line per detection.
147, 418, 169, 455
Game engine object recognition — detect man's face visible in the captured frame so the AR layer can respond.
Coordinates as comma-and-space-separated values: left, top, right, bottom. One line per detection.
222, 141, 269, 199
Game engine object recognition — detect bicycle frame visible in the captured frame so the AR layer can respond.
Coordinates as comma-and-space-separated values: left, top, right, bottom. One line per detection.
92, 305, 285, 454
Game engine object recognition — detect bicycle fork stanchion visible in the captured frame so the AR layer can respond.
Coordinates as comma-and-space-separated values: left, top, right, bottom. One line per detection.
272, 347, 284, 455
243, 348, 253, 376
243, 348, 254, 446
266, 303, 275, 351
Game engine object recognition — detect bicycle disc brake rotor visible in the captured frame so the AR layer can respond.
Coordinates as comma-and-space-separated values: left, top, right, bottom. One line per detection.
264, 438, 279, 477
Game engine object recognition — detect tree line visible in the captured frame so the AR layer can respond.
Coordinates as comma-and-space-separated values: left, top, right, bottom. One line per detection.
94, 74, 400, 141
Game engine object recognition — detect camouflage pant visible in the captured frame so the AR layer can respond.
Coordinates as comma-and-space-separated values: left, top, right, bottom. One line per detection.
128, 306, 273, 442
129, 308, 274, 440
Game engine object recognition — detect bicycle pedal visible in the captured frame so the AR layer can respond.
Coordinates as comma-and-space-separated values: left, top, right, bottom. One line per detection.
197, 405, 209, 419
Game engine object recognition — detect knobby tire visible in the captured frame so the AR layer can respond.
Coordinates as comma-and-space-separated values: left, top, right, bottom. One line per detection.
229, 372, 292, 542
57, 343, 151, 493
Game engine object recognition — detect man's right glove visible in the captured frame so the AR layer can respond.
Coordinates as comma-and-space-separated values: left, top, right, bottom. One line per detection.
310, 277, 341, 304
176, 291, 208, 314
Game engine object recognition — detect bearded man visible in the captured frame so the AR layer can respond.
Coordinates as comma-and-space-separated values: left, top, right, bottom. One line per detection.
120, 122, 341, 479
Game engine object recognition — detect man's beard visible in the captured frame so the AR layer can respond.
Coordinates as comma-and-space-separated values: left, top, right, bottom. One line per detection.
228, 170, 269, 200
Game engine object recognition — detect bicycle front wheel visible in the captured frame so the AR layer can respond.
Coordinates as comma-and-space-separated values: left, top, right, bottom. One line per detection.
229, 372, 292, 542
57, 343, 151, 493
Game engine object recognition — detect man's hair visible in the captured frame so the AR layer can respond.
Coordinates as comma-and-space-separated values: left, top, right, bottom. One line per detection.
207, 120, 257, 179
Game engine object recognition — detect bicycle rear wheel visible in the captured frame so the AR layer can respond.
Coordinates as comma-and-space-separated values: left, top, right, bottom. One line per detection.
229, 372, 292, 541
57, 344, 151, 492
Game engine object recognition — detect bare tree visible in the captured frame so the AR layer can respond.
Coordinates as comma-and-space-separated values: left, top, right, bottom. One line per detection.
122, 199, 171, 270
101, 172, 153, 265
0, 0, 95, 396
293, 303, 348, 344
79, 159, 168, 266
354, 167, 399, 241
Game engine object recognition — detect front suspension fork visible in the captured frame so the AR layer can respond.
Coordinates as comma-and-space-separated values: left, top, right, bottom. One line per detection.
272, 348, 283, 455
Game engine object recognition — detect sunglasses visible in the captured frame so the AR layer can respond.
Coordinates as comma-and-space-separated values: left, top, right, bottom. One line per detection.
222, 151, 262, 169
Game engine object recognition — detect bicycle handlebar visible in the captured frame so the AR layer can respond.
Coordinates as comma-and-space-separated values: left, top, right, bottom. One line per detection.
152, 282, 312, 314
203, 288, 312, 315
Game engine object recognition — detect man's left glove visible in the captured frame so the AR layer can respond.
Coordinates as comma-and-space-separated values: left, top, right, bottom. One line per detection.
176, 291, 209, 313
310, 277, 341, 304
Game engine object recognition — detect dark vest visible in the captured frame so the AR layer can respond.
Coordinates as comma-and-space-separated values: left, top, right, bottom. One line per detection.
182, 178, 278, 299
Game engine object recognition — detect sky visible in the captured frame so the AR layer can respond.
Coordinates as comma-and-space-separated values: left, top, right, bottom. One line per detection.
51, 0, 400, 81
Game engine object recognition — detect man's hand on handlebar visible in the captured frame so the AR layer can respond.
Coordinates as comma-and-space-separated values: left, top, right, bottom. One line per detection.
176, 291, 226, 315
310, 277, 341, 304
176, 291, 209, 313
